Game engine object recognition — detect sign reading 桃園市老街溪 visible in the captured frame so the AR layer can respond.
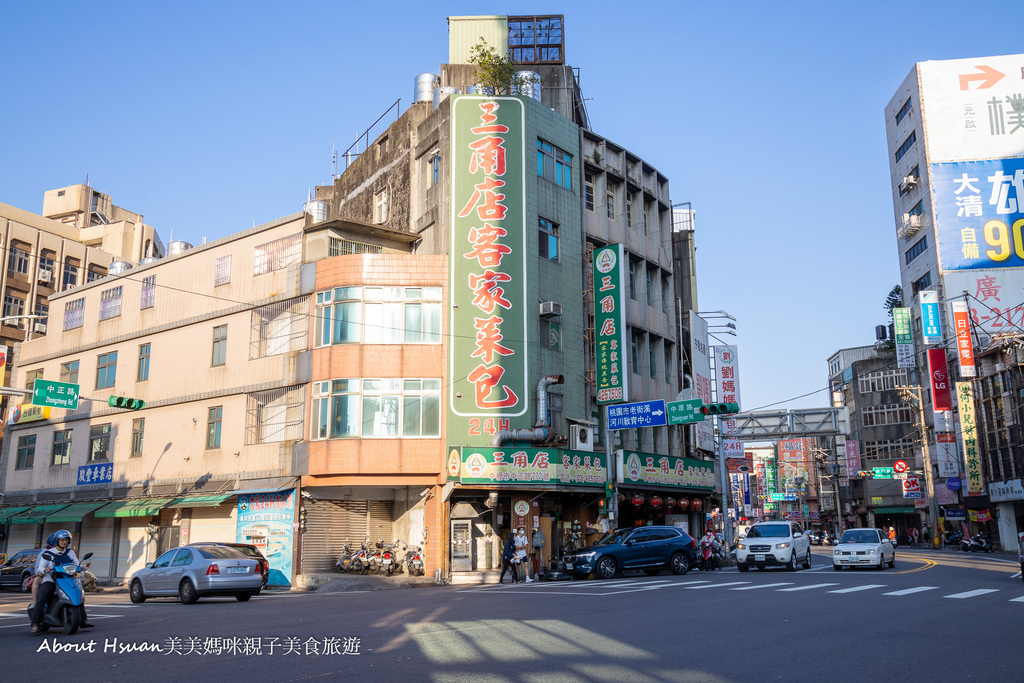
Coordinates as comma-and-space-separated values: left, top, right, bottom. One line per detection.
593, 244, 628, 404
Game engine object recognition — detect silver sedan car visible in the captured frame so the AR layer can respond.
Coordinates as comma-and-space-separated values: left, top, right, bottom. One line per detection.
129, 545, 262, 603
832, 528, 896, 570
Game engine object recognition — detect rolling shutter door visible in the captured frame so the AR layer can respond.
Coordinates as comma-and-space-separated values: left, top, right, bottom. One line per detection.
368, 501, 394, 545
116, 519, 155, 580
6, 524, 38, 553
80, 515, 116, 581
299, 500, 393, 574
189, 504, 238, 543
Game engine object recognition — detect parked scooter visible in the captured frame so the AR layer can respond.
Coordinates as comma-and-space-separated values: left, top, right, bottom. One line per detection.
943, 530, 962, 546
405, 544, 425, 576
969, 532, 994, 553
26, 552, 93, 635
380, 539, 397, 576
335, 544, 365, 574
80, 559, 99, 593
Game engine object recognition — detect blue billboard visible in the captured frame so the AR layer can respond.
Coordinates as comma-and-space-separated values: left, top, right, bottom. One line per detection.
931, 158, 1024, 270
236, 489, 296, 588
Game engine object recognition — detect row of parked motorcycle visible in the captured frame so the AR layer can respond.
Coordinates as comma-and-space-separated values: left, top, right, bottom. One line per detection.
334, 538, 425, 576
942, 529, 995, 553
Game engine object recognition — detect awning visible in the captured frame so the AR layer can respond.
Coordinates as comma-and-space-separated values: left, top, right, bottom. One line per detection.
42, 502, 107, 523
873, 506, 916, 514
94, 498, 173, 518
0, 506, 32, 522
165, 494, 233, 508
9, 505, 69, 524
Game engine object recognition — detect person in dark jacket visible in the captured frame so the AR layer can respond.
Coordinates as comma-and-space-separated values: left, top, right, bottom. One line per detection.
499, 531, 518, 584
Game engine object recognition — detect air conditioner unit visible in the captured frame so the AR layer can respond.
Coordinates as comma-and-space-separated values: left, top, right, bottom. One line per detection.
38, 269, 53, 284
33, 322, 46, 334
902, 175, 918, 188
569, 424, 594, 452
539, 301, 562, 318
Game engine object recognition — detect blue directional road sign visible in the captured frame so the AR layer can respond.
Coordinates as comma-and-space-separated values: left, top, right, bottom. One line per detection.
606, 399, 667, 431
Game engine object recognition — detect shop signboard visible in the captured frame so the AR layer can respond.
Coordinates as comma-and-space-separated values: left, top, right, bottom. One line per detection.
594, 244, 628, 404
920, 291, 941, 345
689, 311, 714, 452
449, 447, 607, 487
617, 451, 715, 490
606, 400, 666, 430
988, 479, 1024, 502
941, 268, 1024, 340
236, 489, 296, 587
949, 301, 976, 377
903, 475, 922, 499
77, 463, 113, 486
957, 381, 984, 494
928, 348, 952, 410
9, 404, 50, 425
944, 508, 966, 520
936, 483, 959, 506
894, 307, 915, 368
936, 432, 960, 477
845, 440, 861, 480
713, 345, 742, 410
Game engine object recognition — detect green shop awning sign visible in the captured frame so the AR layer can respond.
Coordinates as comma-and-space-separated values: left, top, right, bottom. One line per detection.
447, 447, 606, 487
617, 451, 715, 490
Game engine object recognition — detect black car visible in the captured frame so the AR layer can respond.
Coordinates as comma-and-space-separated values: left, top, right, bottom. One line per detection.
0, 548, 42, 592
563, 526, 697, 580
808, 531, 823, 546
189, 542, 269, 587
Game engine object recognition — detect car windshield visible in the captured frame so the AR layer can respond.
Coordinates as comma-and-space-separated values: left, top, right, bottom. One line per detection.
594, 529, 631, 546
195, 546, 249, 560
747, 524, 790, 538
840, 531, 880, 544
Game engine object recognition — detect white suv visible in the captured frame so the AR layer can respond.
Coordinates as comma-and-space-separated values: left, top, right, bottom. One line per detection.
736, 521, 812, 572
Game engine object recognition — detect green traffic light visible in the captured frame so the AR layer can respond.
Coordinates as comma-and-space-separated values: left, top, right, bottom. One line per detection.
700, 402, 741, 416
108, 395, 146, 410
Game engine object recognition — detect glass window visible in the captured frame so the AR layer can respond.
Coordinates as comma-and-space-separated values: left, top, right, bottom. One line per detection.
16, 435, 35, 469
96, 352, 117, 389
584, 172, 595, 211
138, 343, 151, 381
24, 369, 42, 391
649, 338, 656, 379
214, 255, 231, 286
60, 360, 79, 385
895, 96, 913, 125
631, 331, 640, 372
626, 193, 633, 229
207, 406, 223, 449
3, 293, 24, 320
212, 325, 227, 367
646, 268, 653, 306
172, 549, 193, 566
131, 418, 144, 457
629, 260, 637, 300
52, 430, 72, 466
313, 379, 440, 440
86, 266, 105, 283
539, 217, 559, 261
99, 286, 123, 320
606, 191, 615, 219
537, 138, 573, 189
89, 424, 111, 461
152, 550, 176, 569
140, 275, 156, 309
430, 154, 441, 187
373, 189, 389, 224
8, 247, 29, 275
895, 130, 917, 163
316, 288, 441, 346
62, 259, 79, 290
63, 298, 85, 330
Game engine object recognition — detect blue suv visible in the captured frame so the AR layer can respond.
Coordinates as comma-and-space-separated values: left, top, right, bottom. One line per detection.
564, 526, 697, 579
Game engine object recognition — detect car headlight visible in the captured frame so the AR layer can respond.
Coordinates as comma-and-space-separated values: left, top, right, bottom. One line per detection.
866, 548, 877, 554
575, 551, 596, 560
833, 549, 841, 555
737, 543, 745, 550
775, 542, 791, 549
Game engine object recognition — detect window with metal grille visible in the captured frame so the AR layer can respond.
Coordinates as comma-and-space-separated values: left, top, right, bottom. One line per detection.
861, 404, 912, 427
508, 15, 564, 64
253, 233, 302, 276
140, 275, 156, 309
99, 286, 123, 320
214, 255, 231, 286
250, 297, 308, 359
63, 298, 85, 330
858, 369, 909, 393
328, 238, 383, 257
245, 386, 304, 444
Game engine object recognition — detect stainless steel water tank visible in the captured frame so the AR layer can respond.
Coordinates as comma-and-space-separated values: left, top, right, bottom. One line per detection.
513, 71, 542, 100
433, 86, 461, 109
414, 73, 439, 104
108, 260, 133, 275
140, 256, 160, 265
304, 199, 327, 223
168, 241, 193, 256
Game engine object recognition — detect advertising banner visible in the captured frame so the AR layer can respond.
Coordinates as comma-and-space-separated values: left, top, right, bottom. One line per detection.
714, 345, 741, 409
778, 439, 808, 496
989, 479, 1024, 502
903, 475, 922, 499
949, 301, 976, 377
689, 311, 714, 452
936, 432, 960, 477
618, 451, 715, 490
845, 440, 862, 479
928, 348, 952, 411
894, 307, 915, 368
957, 381, 984, 494
936, 485, 960, 506
941, 268, 1024, 339
236, 490, 296, 587
920, 291, 941, 344
449, 447, 606, 486
594, 244, 628, 404
449, 96, 528, 439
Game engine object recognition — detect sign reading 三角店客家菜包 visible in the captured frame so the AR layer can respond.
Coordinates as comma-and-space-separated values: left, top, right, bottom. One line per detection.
449, 96, 528, 439
448, 447, 606, 486
617, 451, 715, 490
594, 244, 628, 404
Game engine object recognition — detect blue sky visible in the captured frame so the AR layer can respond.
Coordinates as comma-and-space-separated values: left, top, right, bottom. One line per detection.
3, 1, 1022, 411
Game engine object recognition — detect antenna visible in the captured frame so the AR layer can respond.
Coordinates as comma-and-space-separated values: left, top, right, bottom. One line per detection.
331, 138, 337, 179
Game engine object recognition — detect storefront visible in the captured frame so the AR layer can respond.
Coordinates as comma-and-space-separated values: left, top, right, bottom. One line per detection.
989, 479, 1024, 551
616, 450, 715, 539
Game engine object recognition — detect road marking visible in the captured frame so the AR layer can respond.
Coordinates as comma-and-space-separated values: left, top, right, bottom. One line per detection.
883, 586, 938, 595
944, 589, 999, 599
828, 584, 887, 594
894, 558, 937, 574
777, 583, 839, 592
601, 580, 711, 595
729, 583, 794, 591
1009, 595, 1024, 602
0, 613, 124, 630
682, 581, 749, 590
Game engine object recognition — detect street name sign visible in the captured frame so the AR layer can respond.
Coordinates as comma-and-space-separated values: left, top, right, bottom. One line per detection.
769, 493, 785, 502
667, 399, 704, 425
607, 400, 666, 430
32, 379, 79, 410
873, 467, 894, 479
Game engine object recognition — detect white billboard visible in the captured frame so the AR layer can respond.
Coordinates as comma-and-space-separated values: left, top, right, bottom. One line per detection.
941, 267, 1024, 340
920, 54, 1024, 163
689, 311, 714, 452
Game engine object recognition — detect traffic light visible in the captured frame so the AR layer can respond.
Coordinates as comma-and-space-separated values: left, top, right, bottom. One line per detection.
108, 396, 146, 410
857, 470, 874, 478
700, 402, 740, 415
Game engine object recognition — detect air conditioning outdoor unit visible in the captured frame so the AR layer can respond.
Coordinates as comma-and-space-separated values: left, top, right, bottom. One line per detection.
33, 322, 46, 334
569, 424, 593, 452
902, 175, 918, 188
38, 269, 52, 284
539, 301, 562, 318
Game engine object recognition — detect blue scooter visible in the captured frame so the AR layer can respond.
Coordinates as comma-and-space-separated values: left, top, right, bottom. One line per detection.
26, 552, 93, 635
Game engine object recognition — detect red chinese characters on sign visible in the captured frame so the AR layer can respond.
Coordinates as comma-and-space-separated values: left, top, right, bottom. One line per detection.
950, 301, 976, 377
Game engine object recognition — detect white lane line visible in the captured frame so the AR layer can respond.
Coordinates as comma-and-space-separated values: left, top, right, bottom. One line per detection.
0, 614, 124, 630
944, 589, 1000, 599
828, 584, 887, 594
600, 581, 711, 596
883, 586, 939, 596
461, 579, 676, 593
777, 583, 840, 592
683, 581, 750, 590
729, 583, 794, 591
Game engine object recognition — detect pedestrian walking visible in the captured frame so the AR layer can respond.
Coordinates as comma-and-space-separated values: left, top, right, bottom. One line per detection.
514, 526, 533, 582
911, 527, 919, 544
499, 531, 518, 584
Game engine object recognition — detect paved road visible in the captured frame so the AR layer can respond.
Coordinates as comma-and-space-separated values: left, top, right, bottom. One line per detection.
2, 547, 1021, 682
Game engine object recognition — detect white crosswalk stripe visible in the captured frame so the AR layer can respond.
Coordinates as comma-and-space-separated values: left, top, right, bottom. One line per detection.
944, 589, 999, 599
777, 583, 839, 592
730, 582, 794, 591
1008, 596, 1024, 602
883, 586, 939, 596
828, 584, 887, 594
682, 581, 749, 590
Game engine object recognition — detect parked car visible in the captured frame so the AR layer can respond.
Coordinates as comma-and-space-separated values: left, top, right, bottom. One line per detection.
563, 526, 697, 579
0, 548, 42, 592
736, 521, 812, 571
189, 542, 269, 587
129, 545, 262, 604
832, 528, 895, 570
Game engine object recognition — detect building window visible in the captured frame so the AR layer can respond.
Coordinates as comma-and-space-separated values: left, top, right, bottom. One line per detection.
39, 254, 55, 282
905, 236, 928, 265
626, 193, 634, 229
508, 14, 563, 63
7, 247, 29, 276
314, 287, 442, 346
63, 298, 85, 331
895, 130, 917, 163
912, 271, 932, 295
52, 430, 72, 466
862, 404, 913, 427
430, 154, 441, 187
328, 238, 382, 257
60, 360, 79, 384
584, 172, 595, 211
643, 204, 650, 236
631, 331, 640, 372
3, 293, 25, 320
908, 200, 924, 218
138, 343, 151, 381
645, 267, 653, 306
537, 139, 573, 189
214, 256, 231, 286
99, 286, 123, 320
662, 276, 671, 313
96, 351, 117, 389
373, 189, 389, 224
899, 164, 920, 197
665, 344, 674, 383
212, 325, 227, 367
863, 437, 916, 463
539, 217, 559, 261
253, 233, 302, 276
131, 418, 145, 457
311, 378, 441, 440
139, 275, 155, 309
858, 368, 910, 393
895, 96, 913, 125
628, 260, 637, 300
649, 338, 657, 378
25, 369, 43, 391
89, 424, 111, 461
34, 300, 48, 328
62, 259, 79, 290
606, 190, 615, 219
16, 435, 35, 469
86, 266, 105, 283
541, 319, 561, 351
207, 406, 223, 449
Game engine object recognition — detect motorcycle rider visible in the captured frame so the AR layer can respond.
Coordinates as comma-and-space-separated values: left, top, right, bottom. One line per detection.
699, 528, 717, 571
30, 529, 94, 635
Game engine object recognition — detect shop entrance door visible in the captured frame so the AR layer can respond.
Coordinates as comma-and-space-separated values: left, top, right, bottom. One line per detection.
451, 520, 472, 571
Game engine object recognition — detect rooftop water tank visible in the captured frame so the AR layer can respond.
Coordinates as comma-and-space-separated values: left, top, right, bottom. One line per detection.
168, 241, 193, 256
304, 198, 327, 223
108, 260, 133, 275
513, 71, 542, 101
140, 256, 160, 266
433, 86, 460, 110
414, 73, 439, 104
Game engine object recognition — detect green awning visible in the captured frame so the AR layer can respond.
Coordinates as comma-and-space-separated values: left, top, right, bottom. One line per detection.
42, 502, 106, 523
0, 506, 32, 522
873, 506, 916, 514
165, 494, 233, 508
9, 505, 69, 524
94, 498, 173, 518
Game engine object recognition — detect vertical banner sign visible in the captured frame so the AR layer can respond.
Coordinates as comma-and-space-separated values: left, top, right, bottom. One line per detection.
237, 490, 296, 587
450, 96, 528, 444
920, 291, 941, 345
714, 345, 742, 410
689, 312, 714, 452
593, 244, 628, 404
949, 301, 976, 377
764, 456, 777, 502
836, 435, 849, 487
936, 432, 960, 477
845, 440, 861, 479
928, 348, 952, 411
957, 381, 983, 494
894, 307, 915, 368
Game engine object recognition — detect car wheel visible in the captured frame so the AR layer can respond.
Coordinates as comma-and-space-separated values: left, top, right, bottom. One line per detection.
21, 573, 32, 593
643, 568, 660, 576
670, 553, 690, 575
802, 549, 812, 569
787, 552, 797, 572
179, 579, 199, 604
833, 563, 842, 571
738, 562, 749, 573
236, 593, 252, 602
877, 555, 885, 570
595, 556, 617, 580
888, 553, 896, 569
130, 580, 147, 603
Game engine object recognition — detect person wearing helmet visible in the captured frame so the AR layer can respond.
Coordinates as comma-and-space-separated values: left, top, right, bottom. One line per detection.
30, 530, 94, 634
29, 533, 59, 614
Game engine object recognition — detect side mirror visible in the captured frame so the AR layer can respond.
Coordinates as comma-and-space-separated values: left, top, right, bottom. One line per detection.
794, 532, 802, 538
625, 539, 633, 547
81, 552, 94, 561
145, 562, 154, 569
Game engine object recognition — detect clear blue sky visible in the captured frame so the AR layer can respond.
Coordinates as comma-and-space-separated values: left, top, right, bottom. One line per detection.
3, 1, 1022, 411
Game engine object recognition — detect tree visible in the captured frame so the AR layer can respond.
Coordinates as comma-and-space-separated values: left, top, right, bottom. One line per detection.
468, 38, 536, 96
884, 285, 903, 324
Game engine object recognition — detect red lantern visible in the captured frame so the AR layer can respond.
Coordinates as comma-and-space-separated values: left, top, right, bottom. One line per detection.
691, 498, 703, 512
631, 494, 645, 506
678, 498, 690, 510
664, 497, 676, 508
649, 496, 663, 507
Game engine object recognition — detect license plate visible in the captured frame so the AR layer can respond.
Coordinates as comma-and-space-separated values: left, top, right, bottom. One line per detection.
754, 554, 765, 562
227, 566, 247, 574
565, 564, 573, 570
383, 559, 391, 566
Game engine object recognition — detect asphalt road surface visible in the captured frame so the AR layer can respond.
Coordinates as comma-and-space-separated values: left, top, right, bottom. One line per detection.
2, 547, 1021, 682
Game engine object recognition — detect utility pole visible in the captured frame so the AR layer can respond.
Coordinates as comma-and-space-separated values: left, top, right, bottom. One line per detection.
900, 385, 940, 548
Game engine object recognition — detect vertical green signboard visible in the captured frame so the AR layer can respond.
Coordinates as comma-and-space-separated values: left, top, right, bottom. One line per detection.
593, 244, 628, 404
449, 96, 528, 446
894, 306, 915, 369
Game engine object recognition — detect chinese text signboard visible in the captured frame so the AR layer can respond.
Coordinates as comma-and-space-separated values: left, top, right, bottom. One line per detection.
77, 463, 113, 486
32, 379, 79, 410
594, 244, 628, 404
845, 440, 861, 479
618, 451, 715, 490
942, 268, 1024, 338
928, 348, 952, 411
237, 490, 296, 588
920, 291, 941, 345
689, 312, 714, 451
894, 307, 915, 368
714, 345, 741, 409
778, 439, 809, 496
449, 96, 528, 447
449, 447, 607, 487
957, 381, 984, 494
949, 300, 976, 377
606, 400, 666, 430
936, 432, 960, 477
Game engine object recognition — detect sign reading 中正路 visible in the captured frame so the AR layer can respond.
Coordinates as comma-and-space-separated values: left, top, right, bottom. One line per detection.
77, 463, 113, 486
667, 398, 704, 425
594, 244, 628, 404
32, 379, 79, 410
607, 400, 666, 430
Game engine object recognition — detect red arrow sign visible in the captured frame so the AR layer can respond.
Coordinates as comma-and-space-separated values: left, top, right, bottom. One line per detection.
894, 460, 908, 473
959, 65, 1004, 90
